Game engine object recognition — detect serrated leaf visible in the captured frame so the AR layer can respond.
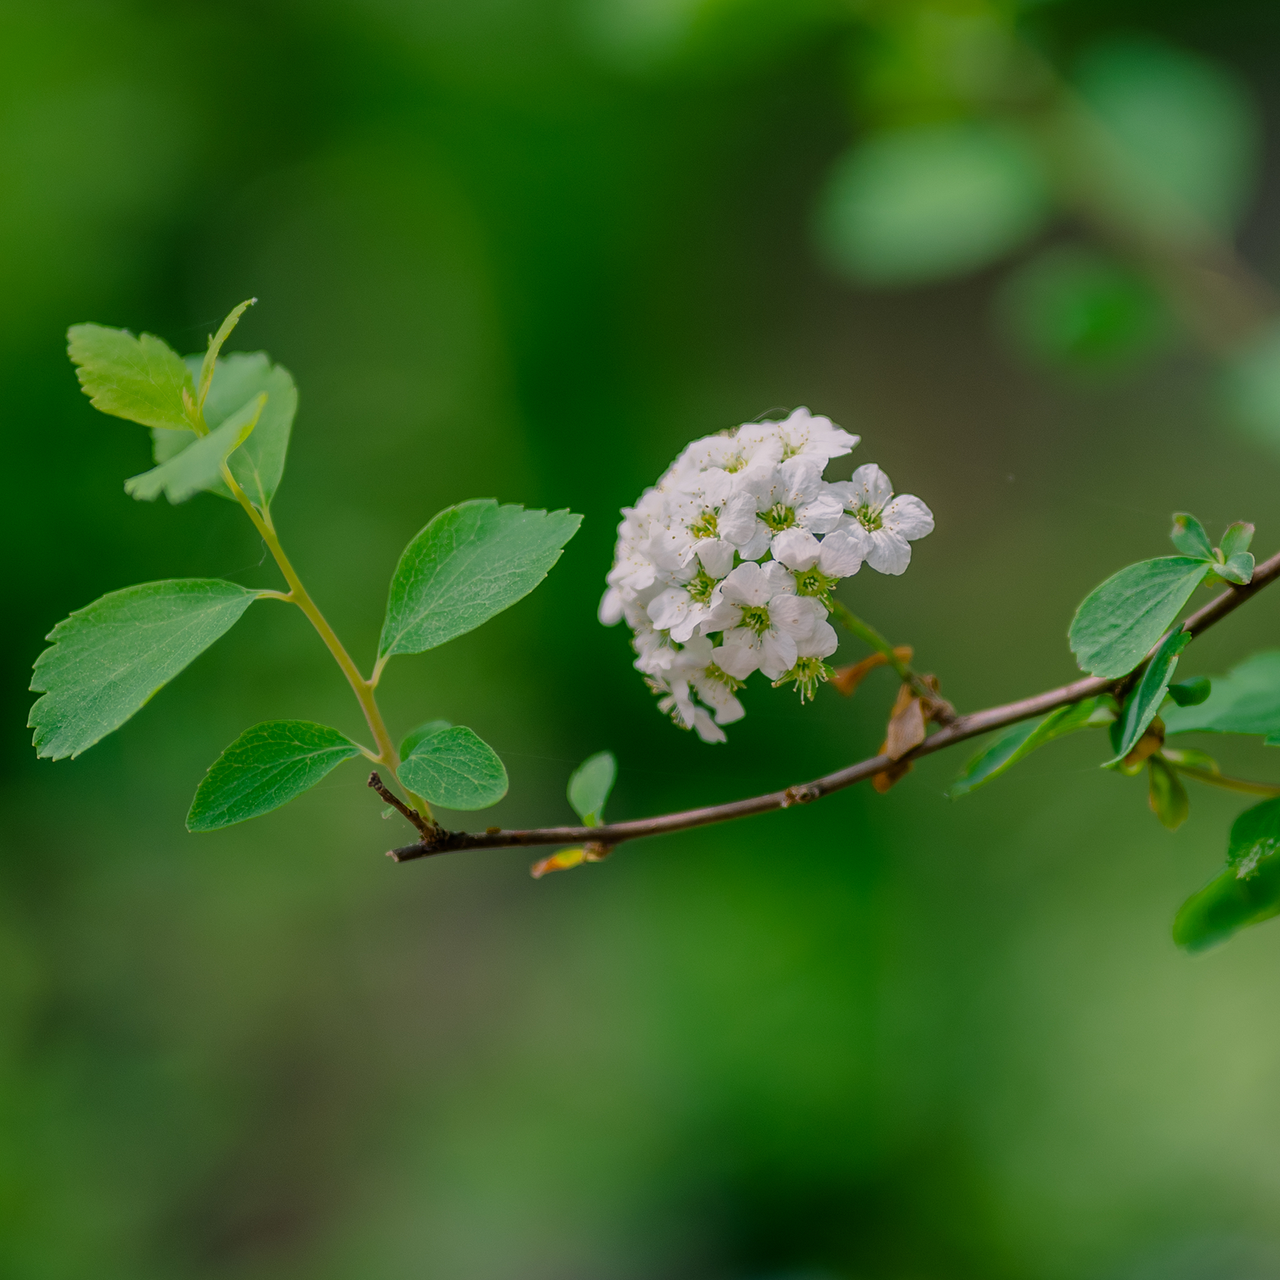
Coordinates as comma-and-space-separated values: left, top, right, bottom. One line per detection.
397, 726, 508, 811
29, 580, 258, 760
399, 719, 451, 760
187, 720, 361, 831
1163, 651, 1280, 738
67, 323, 196, 431
378, 500, 582, 662
1106, 628, 1192, 765
198, 299, 255, 412
1167, 676, 1211, 707
155, 353, 298, 509
1170, 512, 1213, 558
814, 121, 1051, 286
1148, 756, 1189, 831
949, 697, 1106, 799
1068, 556, 1210, 678
568, 751, 617, 826
1220, 521, 1255, 557
126, 393, 264, 504
1174, 797, 1280, 951
1215, 551, 1254, 585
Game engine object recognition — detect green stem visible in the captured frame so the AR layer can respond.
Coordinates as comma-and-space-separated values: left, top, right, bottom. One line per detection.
218, 463, 436, 824
1171, 764, 1280, 798
830, 599, 919, 686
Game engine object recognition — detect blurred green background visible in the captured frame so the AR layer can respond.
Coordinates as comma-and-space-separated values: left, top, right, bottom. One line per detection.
8, 0, 1280, 1276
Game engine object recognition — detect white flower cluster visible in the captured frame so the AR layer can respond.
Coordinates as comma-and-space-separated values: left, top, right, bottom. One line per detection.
599, 408, 934, 741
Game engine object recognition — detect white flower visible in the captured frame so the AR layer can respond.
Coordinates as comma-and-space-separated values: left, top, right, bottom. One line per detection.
770, 406, 860, 464
830, 464, 934, 576
702, 561, 827, 680
644, 635, 745, 744
737, 456, 845, 558
771, 526, 868, 577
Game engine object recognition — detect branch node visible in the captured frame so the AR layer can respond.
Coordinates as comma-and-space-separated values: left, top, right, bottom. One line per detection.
782, 783, 821, 807
367, 771, 439, 844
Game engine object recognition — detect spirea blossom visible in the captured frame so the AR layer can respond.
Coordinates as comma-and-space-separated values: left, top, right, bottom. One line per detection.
599, 408, 933, 740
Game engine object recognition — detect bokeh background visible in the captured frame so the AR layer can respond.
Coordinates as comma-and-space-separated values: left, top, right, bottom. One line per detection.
7, 0, 1280, 1276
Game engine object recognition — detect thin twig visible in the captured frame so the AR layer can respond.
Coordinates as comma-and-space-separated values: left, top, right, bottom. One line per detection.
387, 549, 1280, 862
368, 772, 437, 842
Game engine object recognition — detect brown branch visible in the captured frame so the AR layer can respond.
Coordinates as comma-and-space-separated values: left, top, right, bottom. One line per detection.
387, 549, 1280, 863
367, 772, 437, 843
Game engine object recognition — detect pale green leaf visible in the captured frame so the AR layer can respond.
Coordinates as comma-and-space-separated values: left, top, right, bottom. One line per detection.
29, 580, 258, 760
67, 323, 195, 431
1106, 628, 1192, 765
1170, 512, 1213, 558
187, 720, 361, 832
814, 121, 1051, 287
399, 719, 451, 760
1220, 521, 1255, 558
1147, 756, 1189, 831
949, 697, 1107, 799
197, 299, 255, 412
1163, 651, 1280, 739
568, 751, 617, 826
378, 500, 582, 661
1068, 556, 1210, 678
126, 393, 264, 504
1216, 551, 1254, 586
154, 353, 298, 508
1174, 797, 1280, 951
396, 725, 508, 811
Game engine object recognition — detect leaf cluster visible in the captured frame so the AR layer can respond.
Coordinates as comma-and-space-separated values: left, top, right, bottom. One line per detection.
34, 303, 583, 837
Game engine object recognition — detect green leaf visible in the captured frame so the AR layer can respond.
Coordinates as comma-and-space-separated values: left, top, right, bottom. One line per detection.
154, 353, 298, 509
1174, 797, 1280, 951
1220, 521, 1255, 558
29, 580, 258, 760
994, 245, 1170, 375
125, 393, 264, 504
399, 719, 451, 760
1074, 37, 1259, 236
1106, 628, 1192, 765
949, 697, 1108, 799
197, 299, 255, 412
1068, 556, 1211, 678
67, 323, 196, 431
187, 720, 362, 832
814, 121, 1052, 287
1167, 676, 1211, 707
568, 751, 617, 826
378, 500, 582, 662
1163, 651, 1280, 739
1147, 756, 1189, 831
1215, 551, 1254, 586
396, 726, 508, 811
1162, 746, 1219, 772
1170, 512, 1213, 558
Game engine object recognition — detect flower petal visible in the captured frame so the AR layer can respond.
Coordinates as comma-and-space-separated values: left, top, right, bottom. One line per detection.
882, 494, 934, 541
695, 538, 735, 578
759, 628, 798, 680
816, 528, 867, 578
865, 529, 912, 575
598, 587, 624, 626
771, 527, 822, 570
